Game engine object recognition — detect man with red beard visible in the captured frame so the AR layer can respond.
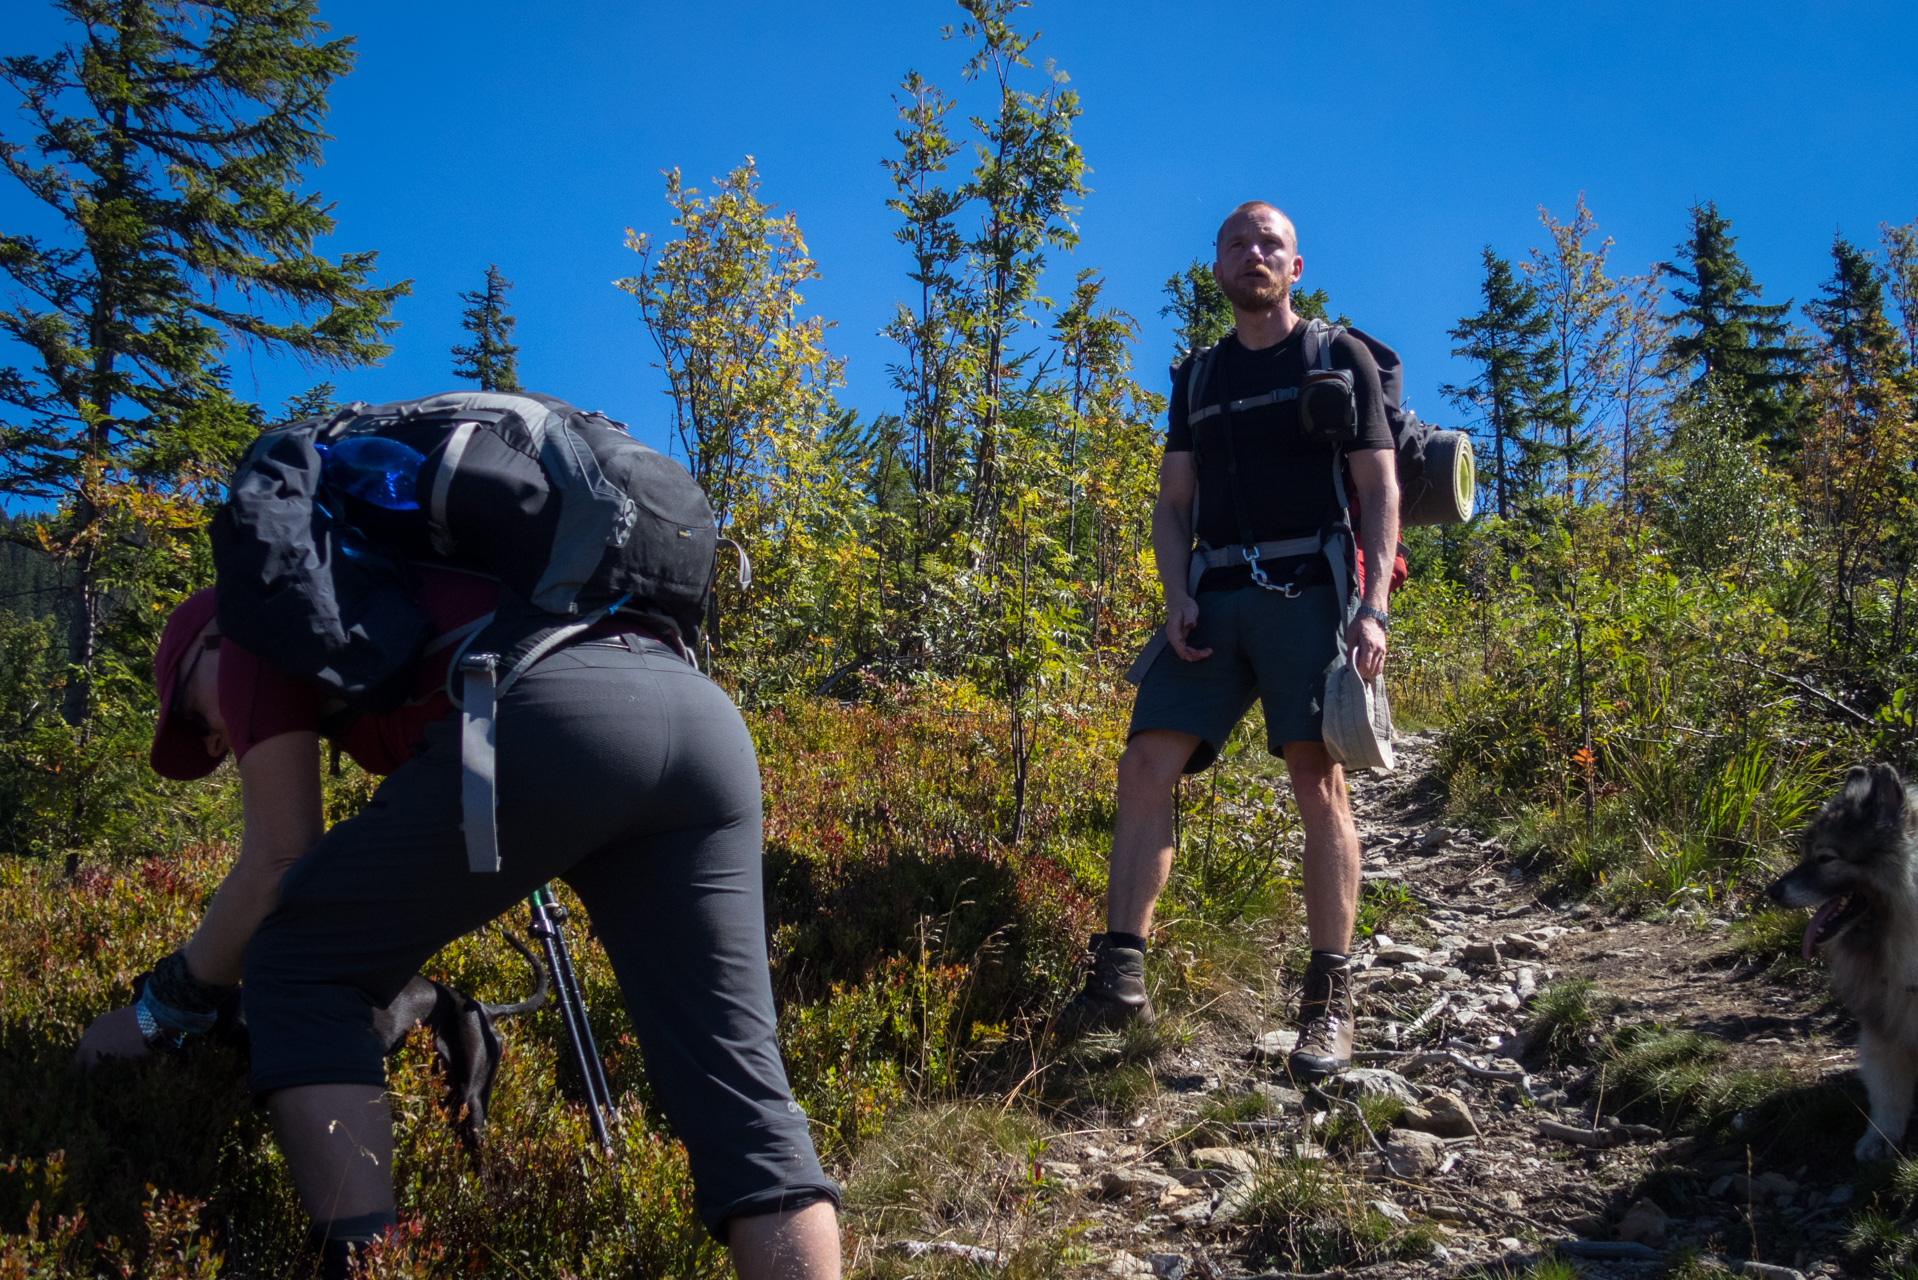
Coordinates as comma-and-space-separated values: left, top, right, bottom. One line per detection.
1059, 202, 1399, 1084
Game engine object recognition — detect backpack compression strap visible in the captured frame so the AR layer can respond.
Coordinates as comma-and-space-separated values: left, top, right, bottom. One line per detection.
459, 652, 502, 873
1303, 317, 1342, 372
454, 624, 596, 875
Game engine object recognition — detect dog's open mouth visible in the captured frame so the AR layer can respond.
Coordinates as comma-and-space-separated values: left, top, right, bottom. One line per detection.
1804, 894, 1866, 959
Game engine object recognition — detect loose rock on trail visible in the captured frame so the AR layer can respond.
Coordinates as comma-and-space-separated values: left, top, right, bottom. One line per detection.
1013, 730, 1867, 1280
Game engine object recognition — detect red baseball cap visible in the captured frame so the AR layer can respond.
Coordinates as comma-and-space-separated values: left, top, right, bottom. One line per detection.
150, 589, 227, 781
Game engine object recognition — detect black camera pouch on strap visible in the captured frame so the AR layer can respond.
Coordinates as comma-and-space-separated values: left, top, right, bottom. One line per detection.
1298, 320, 1358, 443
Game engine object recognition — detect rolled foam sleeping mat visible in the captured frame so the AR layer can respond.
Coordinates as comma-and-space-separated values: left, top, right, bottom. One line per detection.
1401, 430, 1476, 527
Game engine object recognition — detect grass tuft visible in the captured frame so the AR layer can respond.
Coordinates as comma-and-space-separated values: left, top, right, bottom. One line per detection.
1236, 1155, 1434, 1272
1720, 906, 1816, 980
1587, 1020, 1806, 1137
1525, 977, 1609, 1062
842, 1103, 1083, 1280
1845, 1208, 1907, 1262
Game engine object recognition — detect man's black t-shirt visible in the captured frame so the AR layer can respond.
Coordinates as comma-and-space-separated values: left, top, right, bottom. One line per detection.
1165, 324, 1393, 591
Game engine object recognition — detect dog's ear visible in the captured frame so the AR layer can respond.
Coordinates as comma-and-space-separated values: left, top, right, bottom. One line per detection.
1868, 763, 1909, 827
1842, 766, 1876, 816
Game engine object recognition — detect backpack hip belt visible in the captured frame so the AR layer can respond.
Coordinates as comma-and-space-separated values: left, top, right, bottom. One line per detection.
1187, 536, 1323, 597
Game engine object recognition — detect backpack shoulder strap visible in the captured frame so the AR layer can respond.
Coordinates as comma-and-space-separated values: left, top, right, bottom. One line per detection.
1184, 337, 1224, 428
1304, 318, 1345, 372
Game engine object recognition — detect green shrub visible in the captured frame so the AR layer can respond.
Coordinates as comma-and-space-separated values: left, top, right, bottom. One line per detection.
1423, 510, 1850, 911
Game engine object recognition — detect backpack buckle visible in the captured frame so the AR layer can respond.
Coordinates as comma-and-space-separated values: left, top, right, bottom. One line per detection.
1241, 545, 1301, 598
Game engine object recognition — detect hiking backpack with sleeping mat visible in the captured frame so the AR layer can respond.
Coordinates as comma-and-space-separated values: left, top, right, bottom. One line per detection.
1183, 318, 1477, 535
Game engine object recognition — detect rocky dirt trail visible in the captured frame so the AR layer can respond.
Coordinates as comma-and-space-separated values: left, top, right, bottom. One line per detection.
1024, 731, 1863, 1280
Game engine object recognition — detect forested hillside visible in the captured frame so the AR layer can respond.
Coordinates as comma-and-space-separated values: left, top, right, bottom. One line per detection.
2, 0, 1916, 1277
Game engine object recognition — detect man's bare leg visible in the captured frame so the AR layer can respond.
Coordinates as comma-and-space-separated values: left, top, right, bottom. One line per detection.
730, 1201, 842, 1280
1107, 729, 1202, 935
1058, 729, 1199, 1034
1280, 741, 1361, 1080
1281, 741, 1360, 952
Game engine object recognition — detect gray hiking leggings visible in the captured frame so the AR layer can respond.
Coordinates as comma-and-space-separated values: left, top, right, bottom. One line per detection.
243, 634, 836, 1237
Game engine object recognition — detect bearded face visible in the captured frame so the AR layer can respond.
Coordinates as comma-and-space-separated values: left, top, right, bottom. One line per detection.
1213, 206, 1300, 315
1218, 267, 1290, 312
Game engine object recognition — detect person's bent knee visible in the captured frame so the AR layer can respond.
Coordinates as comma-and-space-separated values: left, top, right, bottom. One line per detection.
1281, 742, 1346, 795
1118, 730, 1198, 795
727, 1198, 840, 1280
714, 1185, 841, 1242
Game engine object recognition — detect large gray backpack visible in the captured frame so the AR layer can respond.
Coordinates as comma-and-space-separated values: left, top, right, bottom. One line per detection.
210, 390, 731, 872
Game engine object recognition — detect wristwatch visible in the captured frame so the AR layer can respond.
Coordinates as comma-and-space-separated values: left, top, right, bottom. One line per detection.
133, 996, 182, 1049
1354, 605, 1390, 631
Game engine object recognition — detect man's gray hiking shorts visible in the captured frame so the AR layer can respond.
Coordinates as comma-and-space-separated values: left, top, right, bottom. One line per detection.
1128, 583, 1341, 772
243, 633, 837, 1239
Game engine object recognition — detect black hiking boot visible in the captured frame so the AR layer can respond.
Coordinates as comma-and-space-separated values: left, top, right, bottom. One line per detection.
1056, 933, 1154, 1038
1286, 950, 1354, 1085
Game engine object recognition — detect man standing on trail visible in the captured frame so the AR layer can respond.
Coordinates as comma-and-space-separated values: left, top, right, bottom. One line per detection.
1058, 202, 1400, 1084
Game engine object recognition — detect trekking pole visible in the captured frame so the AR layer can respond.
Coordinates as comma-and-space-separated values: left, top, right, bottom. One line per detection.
526, 884, 616, 1154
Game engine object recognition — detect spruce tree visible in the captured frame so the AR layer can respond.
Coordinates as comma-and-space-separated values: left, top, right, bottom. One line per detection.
1800, 234, 1917, 653
280, 382, 340, 424
1660, 201, 1801, 442
1160, 260, 1232, 362
0, 0, 409, 720
1443, 248, 1555, 519
1807, 234, 1908, 386
451, 263, 521, 392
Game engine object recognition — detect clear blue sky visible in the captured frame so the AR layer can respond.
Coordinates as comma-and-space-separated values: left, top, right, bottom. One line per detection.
4, 1, 1916, 455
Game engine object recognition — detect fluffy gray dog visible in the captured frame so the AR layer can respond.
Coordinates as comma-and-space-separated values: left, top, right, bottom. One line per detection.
1769, 763, 1918, 1162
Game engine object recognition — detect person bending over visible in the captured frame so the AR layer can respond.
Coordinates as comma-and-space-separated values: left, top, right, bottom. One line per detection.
78, 575, 840, 1280
1058, 201, 1400, 1083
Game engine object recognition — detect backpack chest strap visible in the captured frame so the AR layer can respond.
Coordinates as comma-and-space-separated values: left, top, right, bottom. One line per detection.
1186, 387, 1298, 425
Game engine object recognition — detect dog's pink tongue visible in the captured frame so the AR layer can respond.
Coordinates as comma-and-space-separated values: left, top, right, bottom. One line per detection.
1805, 898, 1846, 960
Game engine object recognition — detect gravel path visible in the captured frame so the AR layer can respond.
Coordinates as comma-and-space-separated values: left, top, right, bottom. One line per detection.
1011, 731, 1861, 1280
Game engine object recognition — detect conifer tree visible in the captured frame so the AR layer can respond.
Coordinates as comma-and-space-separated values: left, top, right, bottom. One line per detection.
1443, 249, 1555, 519
1807, 235, 1908, 387
1160, 260, 1232, 362
451, 263, 521, 393
280, 382, 339, 424
1660, 201, 1801, 442
0, 0, 408, 721
1799, 234, 1917, 653
1159, 260, 1335, 365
